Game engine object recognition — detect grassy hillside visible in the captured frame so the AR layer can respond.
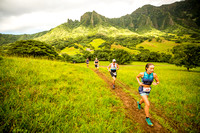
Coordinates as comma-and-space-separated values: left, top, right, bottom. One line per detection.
0, 57, 138, 132
0, 31, 48, 46
111, 44, 140, 55
35, 25, 139, 44
60, 47, 81, 55
89, 38, 105, 50
136, 38, 179, 53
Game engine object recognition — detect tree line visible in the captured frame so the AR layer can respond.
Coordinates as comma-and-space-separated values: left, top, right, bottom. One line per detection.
1, 39, 199, 71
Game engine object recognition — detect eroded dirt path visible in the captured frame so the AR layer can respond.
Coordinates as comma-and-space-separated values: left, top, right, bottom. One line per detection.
92, 68, 168, 133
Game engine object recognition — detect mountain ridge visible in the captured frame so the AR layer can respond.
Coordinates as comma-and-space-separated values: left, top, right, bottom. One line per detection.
0, 0, 199, 45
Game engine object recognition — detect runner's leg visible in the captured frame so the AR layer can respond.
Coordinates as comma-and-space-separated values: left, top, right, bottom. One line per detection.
139, 98, 144, 105
113, 76, 116, 85
141, 95, 150, 117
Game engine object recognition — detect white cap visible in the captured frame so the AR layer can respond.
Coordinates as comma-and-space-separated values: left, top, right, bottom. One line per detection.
112, 59, 116, 62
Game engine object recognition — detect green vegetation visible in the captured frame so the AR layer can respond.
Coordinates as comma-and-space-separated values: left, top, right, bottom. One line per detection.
0, 55, 199, 132
111, 44, 140, 55
172, 44, 200, 71
0, 31, 47, 46
0, 57, 137, 132
135, 49, 172, 63
136, 38, 179, 53
7, 40, 58, 59
109, 49, 132, 65
103, 62, 199, 132
0, 0, 200, 132
60, 47, 81, 55
90, 38, 105, 50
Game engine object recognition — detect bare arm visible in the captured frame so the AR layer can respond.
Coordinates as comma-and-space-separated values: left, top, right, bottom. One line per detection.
136, 72, 145, 86
152, 73, 159, 85
107, 64, 111, 72
117, 64, 119, 70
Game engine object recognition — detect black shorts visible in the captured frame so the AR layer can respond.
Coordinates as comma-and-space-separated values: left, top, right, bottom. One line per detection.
110, 71, 117, 78
95, 65, 98, 68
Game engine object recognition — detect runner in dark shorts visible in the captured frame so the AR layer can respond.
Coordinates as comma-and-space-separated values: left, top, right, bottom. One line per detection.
136, 63, 159, 126
107, 59, 119, 89
94, 58, 99, 69
86, 58, 89, 67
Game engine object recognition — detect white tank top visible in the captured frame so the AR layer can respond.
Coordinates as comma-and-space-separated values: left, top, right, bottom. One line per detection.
110, 63, 117, 70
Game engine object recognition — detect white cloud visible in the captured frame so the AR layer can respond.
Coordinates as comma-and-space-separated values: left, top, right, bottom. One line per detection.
0, 0, 182, 34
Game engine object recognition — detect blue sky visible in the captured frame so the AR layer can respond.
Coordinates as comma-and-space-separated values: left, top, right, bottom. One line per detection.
0, 0, 182, 35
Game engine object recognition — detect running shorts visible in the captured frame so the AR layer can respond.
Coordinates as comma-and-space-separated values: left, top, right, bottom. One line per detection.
138, 86, 151, 96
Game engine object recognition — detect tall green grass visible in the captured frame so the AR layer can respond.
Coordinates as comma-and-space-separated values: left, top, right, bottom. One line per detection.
0, 57, 138, 132
114, 62, 200, 132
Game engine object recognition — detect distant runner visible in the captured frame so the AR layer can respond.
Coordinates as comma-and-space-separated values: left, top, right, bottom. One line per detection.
107, 59, 119, 89
94, 58, 99, 69
136, 63, 159, 126
86, 58, 89, 67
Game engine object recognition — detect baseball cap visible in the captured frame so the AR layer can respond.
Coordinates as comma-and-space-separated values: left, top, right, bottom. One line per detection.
112, 59, 116, 62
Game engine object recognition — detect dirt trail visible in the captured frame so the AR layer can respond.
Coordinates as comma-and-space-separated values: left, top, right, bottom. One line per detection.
91, 68, 168, 133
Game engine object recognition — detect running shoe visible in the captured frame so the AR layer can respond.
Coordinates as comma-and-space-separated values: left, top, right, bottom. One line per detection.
113, 85, 115, 89
137, 101, 141, 109
146, 117, 153, 126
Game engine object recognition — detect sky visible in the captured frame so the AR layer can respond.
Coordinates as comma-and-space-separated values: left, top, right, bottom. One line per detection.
0, 0, 182, 35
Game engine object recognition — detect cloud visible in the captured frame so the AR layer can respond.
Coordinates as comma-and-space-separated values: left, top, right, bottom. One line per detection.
0, 0, 182, 34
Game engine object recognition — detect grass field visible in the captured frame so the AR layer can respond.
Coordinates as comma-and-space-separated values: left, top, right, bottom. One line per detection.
0, 57, 138, 132
60, 47, 81, 55
1, 57, 199, 132
113, 62, 200, 132
83, 60, 200, 132
136, 38, 179, 53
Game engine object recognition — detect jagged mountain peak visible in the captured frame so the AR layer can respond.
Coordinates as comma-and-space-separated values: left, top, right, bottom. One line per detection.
80, 11, 109, 27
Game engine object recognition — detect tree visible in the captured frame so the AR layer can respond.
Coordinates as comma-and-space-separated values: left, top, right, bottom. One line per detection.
8, 40, 58, 59
71, 54, 85, 63
93, 49, 111, 61
135, 49, 150, 62
109, 49, 132, 64
172, 44, 200, 71
149, 52, 161, 62
160, 53, 172, 62
61, 53, 72, 62
82, 50, 93, 60
136, 52, 150, 62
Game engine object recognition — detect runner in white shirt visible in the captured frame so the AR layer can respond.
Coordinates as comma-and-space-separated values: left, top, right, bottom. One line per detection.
107, 59, 119, 89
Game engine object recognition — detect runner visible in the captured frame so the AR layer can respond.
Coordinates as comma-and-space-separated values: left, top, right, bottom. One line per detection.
94, 58, 99, 69
136, 63, 159, 126
107, 59, 119, 89
86, 58, 89, 67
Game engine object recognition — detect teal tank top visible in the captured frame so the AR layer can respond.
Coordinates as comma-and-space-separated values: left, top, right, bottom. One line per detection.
142, 72, 154, 85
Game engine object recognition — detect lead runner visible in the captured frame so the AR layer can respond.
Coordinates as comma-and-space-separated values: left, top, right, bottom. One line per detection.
136, 63, 159, 126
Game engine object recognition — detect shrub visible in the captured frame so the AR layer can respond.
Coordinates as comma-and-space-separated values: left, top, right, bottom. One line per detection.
8, 40, 58, 59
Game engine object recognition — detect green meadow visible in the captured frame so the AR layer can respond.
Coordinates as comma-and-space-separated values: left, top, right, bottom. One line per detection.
1, 57, 199, 132
0, 57, 138, 132
113, 62, 199, 132
84, 61, 200, 132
